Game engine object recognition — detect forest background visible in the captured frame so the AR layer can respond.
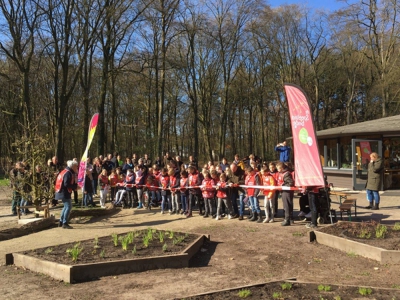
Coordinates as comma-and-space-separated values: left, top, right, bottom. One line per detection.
0, 0, 399, 166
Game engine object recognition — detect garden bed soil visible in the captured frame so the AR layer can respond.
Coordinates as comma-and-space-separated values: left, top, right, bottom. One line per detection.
20, 229, 198, 265
319, 221, 400, 250
180, 281, 400, 300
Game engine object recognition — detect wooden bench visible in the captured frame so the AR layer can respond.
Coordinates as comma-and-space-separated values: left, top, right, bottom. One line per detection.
338, 198, 357, 221
17, 203, 50, 220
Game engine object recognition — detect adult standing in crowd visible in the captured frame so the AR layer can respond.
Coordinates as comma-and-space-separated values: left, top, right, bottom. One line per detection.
275, 141, 292, 163
228, 163, 244, 219
55, 160, 78, 229
143, 154, 152, 168
365, 152, 384, 210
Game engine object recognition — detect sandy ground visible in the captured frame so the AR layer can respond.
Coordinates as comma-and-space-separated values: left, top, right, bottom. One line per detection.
1, 187, 400, 300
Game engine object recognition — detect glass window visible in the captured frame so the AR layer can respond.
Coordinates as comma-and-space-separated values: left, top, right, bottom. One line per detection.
340, 137, 352, 169
326, 139, 337, 167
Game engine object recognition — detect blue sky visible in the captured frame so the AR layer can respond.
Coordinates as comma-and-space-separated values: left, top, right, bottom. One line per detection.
268, 0, 350, 11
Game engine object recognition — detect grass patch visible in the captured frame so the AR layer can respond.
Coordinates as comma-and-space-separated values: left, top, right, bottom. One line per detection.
346, 251, 357, 257
292, 232, 304, 237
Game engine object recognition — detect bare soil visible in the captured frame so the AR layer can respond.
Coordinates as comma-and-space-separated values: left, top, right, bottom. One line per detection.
22, 230, 198, 265
181, 281, 400, 299
320, 221, 400, 250
1, 187, 400, 300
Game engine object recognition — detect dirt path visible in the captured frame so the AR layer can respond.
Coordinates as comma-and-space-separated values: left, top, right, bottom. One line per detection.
1, 190, 400, 299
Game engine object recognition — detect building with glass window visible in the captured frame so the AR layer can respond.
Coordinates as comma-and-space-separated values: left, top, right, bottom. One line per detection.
316, 115, 400, 190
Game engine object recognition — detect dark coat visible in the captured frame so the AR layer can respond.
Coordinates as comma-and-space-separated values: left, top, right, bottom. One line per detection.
366, 157, 383, 191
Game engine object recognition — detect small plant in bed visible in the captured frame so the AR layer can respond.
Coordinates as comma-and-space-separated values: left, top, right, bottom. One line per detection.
317, 284, 331, 292
237, 289, 251, 298
281, 282, 292, 290
66, 242, 83, 262
358, 287, 372, 296
375, 224, 387, 238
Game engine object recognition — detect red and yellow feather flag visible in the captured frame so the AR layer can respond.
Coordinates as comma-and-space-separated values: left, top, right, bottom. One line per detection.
284, 84, 325, 187
78, 113, 99, 188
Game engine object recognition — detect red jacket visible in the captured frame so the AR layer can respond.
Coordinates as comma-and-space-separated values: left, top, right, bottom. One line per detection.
245, 172, 259, 196
216, 181, 228, 198
201, 178, 215, 198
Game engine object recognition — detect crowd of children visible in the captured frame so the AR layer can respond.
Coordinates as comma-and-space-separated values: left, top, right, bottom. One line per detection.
81, 152, 305, 226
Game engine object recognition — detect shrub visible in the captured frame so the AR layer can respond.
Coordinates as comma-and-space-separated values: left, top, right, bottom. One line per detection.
375, 224, 388, 239
393, 223, 400, 231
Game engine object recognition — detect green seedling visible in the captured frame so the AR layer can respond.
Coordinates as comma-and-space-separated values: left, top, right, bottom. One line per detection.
333, 296, 341, 300
127, 232, 134, 244
393, 223, 400, 231
111, 233, 118, 246
237, 289, 251, 298
132, 244, 137, 255
158, 231, 164, 243
272, 291, 282, 299
317, 284, 331, 291
162, 243, 168, 252
281, 282, 292, 290
94, 236, 100, 249
358, 287, 372, 295
169, 230, 174, 239
44, 248, 53, 254
120, 235, 130, 251
143, 235, 150, 248
376, 224, 388, 238
66, 242, 83, 262
99, 249, 105, 258
358, 229, 371, 239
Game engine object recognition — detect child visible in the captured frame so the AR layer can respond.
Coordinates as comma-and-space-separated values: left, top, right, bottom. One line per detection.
245, 166, 262, 222
135, 165, 147, 208
144, 175, 158, 209
276, 161, 295, 226
215, 173, 234, 220
98, 169, 109, 208
179, 170, 189, 215
201, 171, 215, 218
83, 169, 94, 207
259, 166, 276, 223
169, 168, 180, 214
124, 169, 136, 208
159, 167, 171, 214
109, 169, 118, 202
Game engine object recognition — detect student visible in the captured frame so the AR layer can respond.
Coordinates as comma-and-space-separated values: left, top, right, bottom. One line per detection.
135, 165, 147, 209
245, 166, 262, 223
187, 166, 202, 218
169, 168, 180, 214
159, 167, 171, 214
215, 173, 234, 220
124, 169, 136, 208
269, 162, 280, 217
201, 170, 215, 218
276, 161, 295, 226
98, 169, 109, 208
109, 169, 118, 202
143, 175, 158, 210
83, 169, 95, 207
259, 166, 276, 223
179, 170, 189, 215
